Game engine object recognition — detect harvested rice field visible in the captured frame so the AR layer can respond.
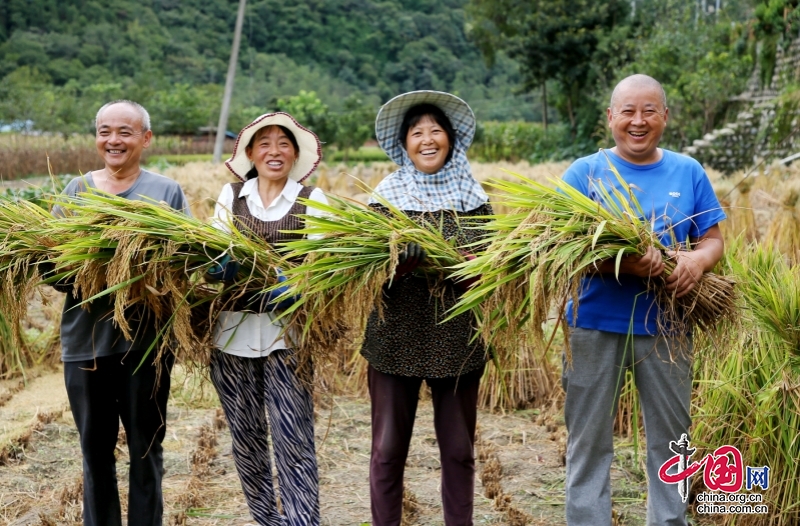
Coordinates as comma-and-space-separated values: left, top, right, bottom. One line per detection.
3, 160, 800, 525
0, 365, 651, 525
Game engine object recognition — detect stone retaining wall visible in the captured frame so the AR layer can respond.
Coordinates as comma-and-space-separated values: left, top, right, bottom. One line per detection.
682, 39, 800, 173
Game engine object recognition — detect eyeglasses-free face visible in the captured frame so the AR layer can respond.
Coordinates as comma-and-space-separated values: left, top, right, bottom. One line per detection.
405, 115, 451, 174
606, 85, 669, 165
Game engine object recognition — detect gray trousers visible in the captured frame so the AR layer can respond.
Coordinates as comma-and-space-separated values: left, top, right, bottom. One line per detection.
562, 328, 692, 526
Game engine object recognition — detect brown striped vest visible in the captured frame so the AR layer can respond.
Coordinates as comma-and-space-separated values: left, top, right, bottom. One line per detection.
229, 182, 315, 246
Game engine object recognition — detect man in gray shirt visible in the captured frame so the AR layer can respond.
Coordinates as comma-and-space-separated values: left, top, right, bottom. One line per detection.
56, 100, 189, 526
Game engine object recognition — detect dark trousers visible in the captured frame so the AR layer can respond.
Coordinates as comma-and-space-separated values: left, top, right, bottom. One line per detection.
368, 364, 484, 526
64, 350, 173, 526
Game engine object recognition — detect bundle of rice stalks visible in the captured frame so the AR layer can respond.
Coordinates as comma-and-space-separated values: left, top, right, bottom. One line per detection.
51, 191, 290, 365
0, 190, 288, 368
449, 164, 737, 358
0, 197, 64, 349
277, 195, 467, 365
0, 311, 27, 380
477, 326, 561, 411
692, 240, 800, 525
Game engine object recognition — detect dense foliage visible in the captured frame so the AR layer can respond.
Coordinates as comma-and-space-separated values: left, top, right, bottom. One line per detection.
0, 0, 794, 162
0, 0, 539, 139
468, 0, 759, 151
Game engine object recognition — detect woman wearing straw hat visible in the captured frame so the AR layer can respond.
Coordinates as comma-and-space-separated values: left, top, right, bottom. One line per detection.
362, 91, 492, 525
208, 112, 326, 526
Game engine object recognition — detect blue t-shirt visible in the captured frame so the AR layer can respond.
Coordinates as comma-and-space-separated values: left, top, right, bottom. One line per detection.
562, 149, 726, 335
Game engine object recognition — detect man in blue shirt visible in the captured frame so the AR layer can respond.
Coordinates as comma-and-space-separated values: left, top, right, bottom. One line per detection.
560, 74, 725, 526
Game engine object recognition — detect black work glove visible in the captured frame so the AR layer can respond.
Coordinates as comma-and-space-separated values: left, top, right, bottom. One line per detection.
395, 242, 426, 277
206, 254, 241, 283
451, 253, 479, 292
247, 270, 299, 313
38, 260, 75, 294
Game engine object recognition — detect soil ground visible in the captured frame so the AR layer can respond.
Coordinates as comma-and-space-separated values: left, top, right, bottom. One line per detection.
0, 366, 650, 526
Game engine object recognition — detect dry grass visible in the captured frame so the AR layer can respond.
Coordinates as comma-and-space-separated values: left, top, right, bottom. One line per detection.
0, 134, 223, 180
162, 162, 237, 220
400, 484, 420, 526
713, 160, 800, 252
163, 160, 573, 217
169, 411, 226, 524
0, 408, 63, 466
37, 476, 84, 525
476, 424, 536, 525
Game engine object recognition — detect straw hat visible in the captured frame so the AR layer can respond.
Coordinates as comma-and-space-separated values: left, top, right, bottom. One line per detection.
225, 112, 321, 183
375, 90, 476, 165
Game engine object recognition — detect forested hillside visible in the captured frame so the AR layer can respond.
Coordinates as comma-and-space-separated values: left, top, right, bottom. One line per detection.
2, 0, 793, 161
0, 0, 535, 135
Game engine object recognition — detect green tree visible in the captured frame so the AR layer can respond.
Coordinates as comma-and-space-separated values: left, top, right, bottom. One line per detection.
148, 83, 221, 135
332, 95, 376, 162
467, 0, 631, 137
276, 90, 336, 147
754, 0, 800, 87
611, 1, 754, 149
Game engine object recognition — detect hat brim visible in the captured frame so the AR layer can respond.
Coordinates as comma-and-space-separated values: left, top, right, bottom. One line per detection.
225, 112, 322, 183
375, 91, 476, 166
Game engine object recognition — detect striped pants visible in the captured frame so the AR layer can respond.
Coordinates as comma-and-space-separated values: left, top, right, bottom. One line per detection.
210, 349, 320, 526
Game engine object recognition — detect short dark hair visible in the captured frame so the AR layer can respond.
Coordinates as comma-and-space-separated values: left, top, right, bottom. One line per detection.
244, 124, 300, 180
399, 103, 456, 166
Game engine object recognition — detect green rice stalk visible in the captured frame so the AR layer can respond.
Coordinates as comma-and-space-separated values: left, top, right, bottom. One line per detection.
691, 239, 800, 525
0, 190, 289, 371
449, 161, 737, 361
48, 191, 290, 367
0, 310, 27, 380
276, 194, 469, 369
0, 197, 65, 351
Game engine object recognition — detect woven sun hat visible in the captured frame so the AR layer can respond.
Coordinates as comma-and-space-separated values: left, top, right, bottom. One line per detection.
225, 112, 322, 183
375, 90, 476, 166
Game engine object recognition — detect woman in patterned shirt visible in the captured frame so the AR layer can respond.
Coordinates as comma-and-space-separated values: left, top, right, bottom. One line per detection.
362, 91, 492, 526
208, 113, 328, 526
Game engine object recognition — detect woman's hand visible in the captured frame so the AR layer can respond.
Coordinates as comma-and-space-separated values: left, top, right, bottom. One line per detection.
206, 254, 241, 283
396, 242, 426, 277
250, 269, 298, 312
451, 252, 479, 291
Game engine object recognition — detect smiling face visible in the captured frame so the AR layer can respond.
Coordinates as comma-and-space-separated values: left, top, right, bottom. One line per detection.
607, 83, 668, 165
405, 115, 451, 174
95, 103, 152, 174
246, 125, 299, 183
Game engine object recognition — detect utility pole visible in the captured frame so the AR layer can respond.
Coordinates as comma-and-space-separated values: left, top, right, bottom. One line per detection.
542, 83, 548, 131
213, 0, 247, 164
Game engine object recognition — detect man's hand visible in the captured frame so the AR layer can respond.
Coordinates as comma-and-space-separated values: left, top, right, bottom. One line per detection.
39, 260, 76, 293
616, 247, 664, 278
664, 225, 725, 299
664, 251, 704, 298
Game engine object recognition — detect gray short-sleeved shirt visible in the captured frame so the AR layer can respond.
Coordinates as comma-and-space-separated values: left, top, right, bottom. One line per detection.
59, 169, 191, 362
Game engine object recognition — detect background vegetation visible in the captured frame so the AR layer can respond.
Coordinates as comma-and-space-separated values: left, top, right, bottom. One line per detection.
0, 0, 796, 168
